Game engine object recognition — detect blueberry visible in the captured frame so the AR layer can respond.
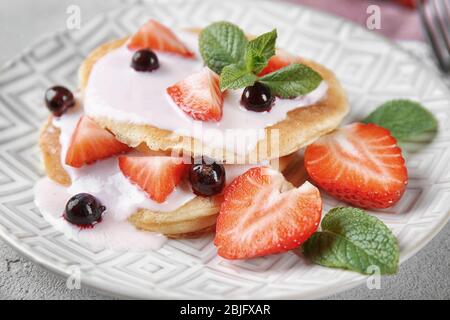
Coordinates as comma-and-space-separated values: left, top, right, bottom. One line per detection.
189, 157, 226, 197
241, 82, 274, 112
44, 86, 75, 117
131, 49, 159, 72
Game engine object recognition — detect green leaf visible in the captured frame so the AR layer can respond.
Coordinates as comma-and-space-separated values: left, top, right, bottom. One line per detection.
220, 64, 257, 90
244, 29, 277, 73
259, 63, 322, 98
199, 21, 248, 74
363, 99, 438, 141
245, 54, 267, 75
302, 207, 399, 275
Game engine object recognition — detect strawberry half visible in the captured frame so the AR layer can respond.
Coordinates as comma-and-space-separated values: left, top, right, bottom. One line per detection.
65, 116, 131, 168
214, 167, 322, 260
304, 123, 408, 209
167, 67, 223, 121
258, 50, 298, 76
118, 156, 188, 203
128, 19, 194, 57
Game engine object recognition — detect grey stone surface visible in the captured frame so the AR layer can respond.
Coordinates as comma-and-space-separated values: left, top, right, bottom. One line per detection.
0, 0, 448, 300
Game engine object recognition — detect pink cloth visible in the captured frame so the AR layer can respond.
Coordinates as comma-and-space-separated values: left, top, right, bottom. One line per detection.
285, 0, 423, 40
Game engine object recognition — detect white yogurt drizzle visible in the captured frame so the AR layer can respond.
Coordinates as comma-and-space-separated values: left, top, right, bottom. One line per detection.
34, 105, 260, 251
35, 30, 326, 251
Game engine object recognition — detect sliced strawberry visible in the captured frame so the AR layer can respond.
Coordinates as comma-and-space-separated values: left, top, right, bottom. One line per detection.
65, 116, 130, 168
258, 50, 298, 76
118, 156, 188, 203
214, 167, 322, 260
394, 0, 416, 8
305, 123, 408, 209
128, 19, 194, 57
167, 67, 223, 121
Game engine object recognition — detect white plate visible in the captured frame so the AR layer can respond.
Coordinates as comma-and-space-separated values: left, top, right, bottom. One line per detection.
0, 0, 449, 299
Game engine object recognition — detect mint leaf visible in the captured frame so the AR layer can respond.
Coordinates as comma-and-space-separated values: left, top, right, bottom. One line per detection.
247, 29, 277, 61
245, 29, 277, 73
363, 99, 438, 141
302, 207, 399, 275
220, 64, 257, 90
199, 21, 247, 74
259, 63, 322, 98
245, 55, 267, 75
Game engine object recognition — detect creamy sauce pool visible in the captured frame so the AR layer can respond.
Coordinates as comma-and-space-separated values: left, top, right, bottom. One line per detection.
34, 105, 260, 251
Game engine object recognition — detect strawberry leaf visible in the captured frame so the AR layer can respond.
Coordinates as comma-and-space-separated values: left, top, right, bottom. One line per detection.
302, 207, 399, 275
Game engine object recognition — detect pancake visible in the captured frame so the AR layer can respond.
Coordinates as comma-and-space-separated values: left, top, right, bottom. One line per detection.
77, 30, 349, 163
39, 119, 296, 237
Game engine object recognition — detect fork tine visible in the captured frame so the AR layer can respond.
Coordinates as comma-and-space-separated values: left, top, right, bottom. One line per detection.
446, 0, 450, 16
444, 0, 450, 31
418, 0, 449, 72
431, 0, 450, 53
444, 0, 450, 21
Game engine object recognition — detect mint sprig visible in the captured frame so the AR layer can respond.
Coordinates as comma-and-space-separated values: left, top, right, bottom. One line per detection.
199, 21, 247, 74
199, 22, 323, 98
363, 99, 438, 141
220, 64, 257, 90
302, 207, 399, 275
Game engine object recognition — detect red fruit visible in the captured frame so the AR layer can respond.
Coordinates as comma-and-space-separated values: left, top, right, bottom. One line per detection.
167, 67, 223, 121
128, 19, 194, 57
258, 50, 298, 76
214, 167, 322, 260
65, 116, 130, 168
304, 123, 408, 209
118, 156, 188, 203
